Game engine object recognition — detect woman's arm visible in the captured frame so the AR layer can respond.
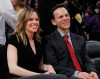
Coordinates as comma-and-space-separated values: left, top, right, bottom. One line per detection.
39, 57, 56, 74
7, 44, 42, 77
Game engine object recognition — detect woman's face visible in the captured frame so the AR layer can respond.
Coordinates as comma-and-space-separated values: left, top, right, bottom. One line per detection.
11, 0, 17, 7
28, 0, 31, 6
25, 12, 39, 34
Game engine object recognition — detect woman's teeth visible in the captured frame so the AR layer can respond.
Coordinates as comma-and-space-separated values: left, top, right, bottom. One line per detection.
32, 26, 36, 27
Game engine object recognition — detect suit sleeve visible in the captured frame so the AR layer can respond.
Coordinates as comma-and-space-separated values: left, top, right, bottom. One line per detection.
44, 37, 76, 77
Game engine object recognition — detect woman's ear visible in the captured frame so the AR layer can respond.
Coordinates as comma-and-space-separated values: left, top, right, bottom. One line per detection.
51, 19, 57, 26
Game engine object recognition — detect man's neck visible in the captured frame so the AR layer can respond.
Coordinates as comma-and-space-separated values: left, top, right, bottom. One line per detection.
58, 28, 69, 34
15, 6, 21, 13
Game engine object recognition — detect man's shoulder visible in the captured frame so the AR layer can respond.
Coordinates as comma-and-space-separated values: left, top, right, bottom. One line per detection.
71, 33, 85, 40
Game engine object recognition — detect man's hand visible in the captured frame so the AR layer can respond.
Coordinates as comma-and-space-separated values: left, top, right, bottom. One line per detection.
90, 72, 99, 79
77, 72, 92, 79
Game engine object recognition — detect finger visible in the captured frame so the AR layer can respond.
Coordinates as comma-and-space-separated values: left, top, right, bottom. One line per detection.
44, 72, 50, 74
83, 74, 92, 79
91, 73, 98, 79
93, 75, 99, 79
85, 73, 93, 77
83, 75, 90, 79
49, 71, 56, 74
81, 76, 87, 79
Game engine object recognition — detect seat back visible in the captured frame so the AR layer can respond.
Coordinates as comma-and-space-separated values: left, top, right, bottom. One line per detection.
86, 40, 100, 58
92, 58, 100, 77
86, 40, 100, 76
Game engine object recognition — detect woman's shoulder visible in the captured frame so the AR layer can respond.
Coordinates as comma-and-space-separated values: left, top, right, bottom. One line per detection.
8, 34, 19, 45
8, 34, 17, 41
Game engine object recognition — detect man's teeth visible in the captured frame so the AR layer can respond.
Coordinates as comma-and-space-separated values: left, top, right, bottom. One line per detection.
63, 22, 68, 24
63, 23, 66, 24
62, 20, 69, 24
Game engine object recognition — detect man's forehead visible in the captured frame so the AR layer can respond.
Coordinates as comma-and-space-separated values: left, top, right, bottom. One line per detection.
54, 7, 68, 15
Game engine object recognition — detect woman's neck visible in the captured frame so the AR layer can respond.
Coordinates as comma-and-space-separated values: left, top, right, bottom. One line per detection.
26, 32, 34, 40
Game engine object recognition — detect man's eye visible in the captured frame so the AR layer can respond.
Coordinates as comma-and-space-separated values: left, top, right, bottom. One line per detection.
59, 16, 63, 18
65, 14, 69, 17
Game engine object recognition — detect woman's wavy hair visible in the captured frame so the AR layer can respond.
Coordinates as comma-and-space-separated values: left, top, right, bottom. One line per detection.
13, 7, 42, 46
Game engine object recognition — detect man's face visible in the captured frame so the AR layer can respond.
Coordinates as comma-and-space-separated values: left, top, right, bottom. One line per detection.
51, 7, 70, 33
11, 0, 17, 7
95, 8, 99, 13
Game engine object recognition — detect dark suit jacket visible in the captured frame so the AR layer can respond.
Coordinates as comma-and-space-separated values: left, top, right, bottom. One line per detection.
44, 30, 97, 77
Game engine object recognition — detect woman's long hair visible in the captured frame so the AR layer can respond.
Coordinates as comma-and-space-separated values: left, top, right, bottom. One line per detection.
13, 7, 41, 46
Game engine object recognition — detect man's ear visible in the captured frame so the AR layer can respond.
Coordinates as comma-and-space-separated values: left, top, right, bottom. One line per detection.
51, 19, 56, 25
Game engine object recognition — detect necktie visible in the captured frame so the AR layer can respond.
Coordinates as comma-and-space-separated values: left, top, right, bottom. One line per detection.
64, 35, 82, 72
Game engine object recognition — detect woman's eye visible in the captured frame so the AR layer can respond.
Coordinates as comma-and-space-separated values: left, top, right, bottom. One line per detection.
28, 18, 33, 21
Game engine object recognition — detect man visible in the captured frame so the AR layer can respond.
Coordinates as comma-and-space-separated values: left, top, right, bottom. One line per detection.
44, 4, 99, 79
0, 0, 18, 78
38, 0, 66, 37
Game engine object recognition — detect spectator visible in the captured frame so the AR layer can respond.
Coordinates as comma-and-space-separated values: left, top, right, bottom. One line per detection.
0, 0, 18, 45
44, 4, 99, 79
38, 0, 66, 37
83, 1, 100, 41
6, 0, 26, 36
0, 0, 18, 78
11, 0, 25, 14
7, 7, 67, 79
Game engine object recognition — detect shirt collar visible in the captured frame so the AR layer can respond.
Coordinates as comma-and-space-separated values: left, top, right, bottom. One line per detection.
57, 28, 71, 39
57, 28, 72, 46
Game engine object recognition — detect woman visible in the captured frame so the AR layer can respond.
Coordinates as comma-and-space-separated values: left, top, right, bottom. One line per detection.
11, 0, 25, 14
7, 7, 67, 79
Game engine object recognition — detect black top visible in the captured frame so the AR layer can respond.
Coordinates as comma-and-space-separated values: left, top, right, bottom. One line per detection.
8, 34, 43, 78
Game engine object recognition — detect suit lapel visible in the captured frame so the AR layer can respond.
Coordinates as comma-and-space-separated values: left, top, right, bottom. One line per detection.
54, 31, 78, 54
54, 30, 69, 52
70, 33, 77, 54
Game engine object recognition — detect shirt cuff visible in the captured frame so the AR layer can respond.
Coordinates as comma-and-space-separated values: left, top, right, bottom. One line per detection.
72, 71, 79, 77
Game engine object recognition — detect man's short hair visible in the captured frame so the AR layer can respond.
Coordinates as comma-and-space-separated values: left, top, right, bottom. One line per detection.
50, 3, 68, 20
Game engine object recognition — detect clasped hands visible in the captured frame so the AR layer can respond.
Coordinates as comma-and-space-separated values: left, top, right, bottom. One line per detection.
77, 71, 99, 79
43, 65, 56, 74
